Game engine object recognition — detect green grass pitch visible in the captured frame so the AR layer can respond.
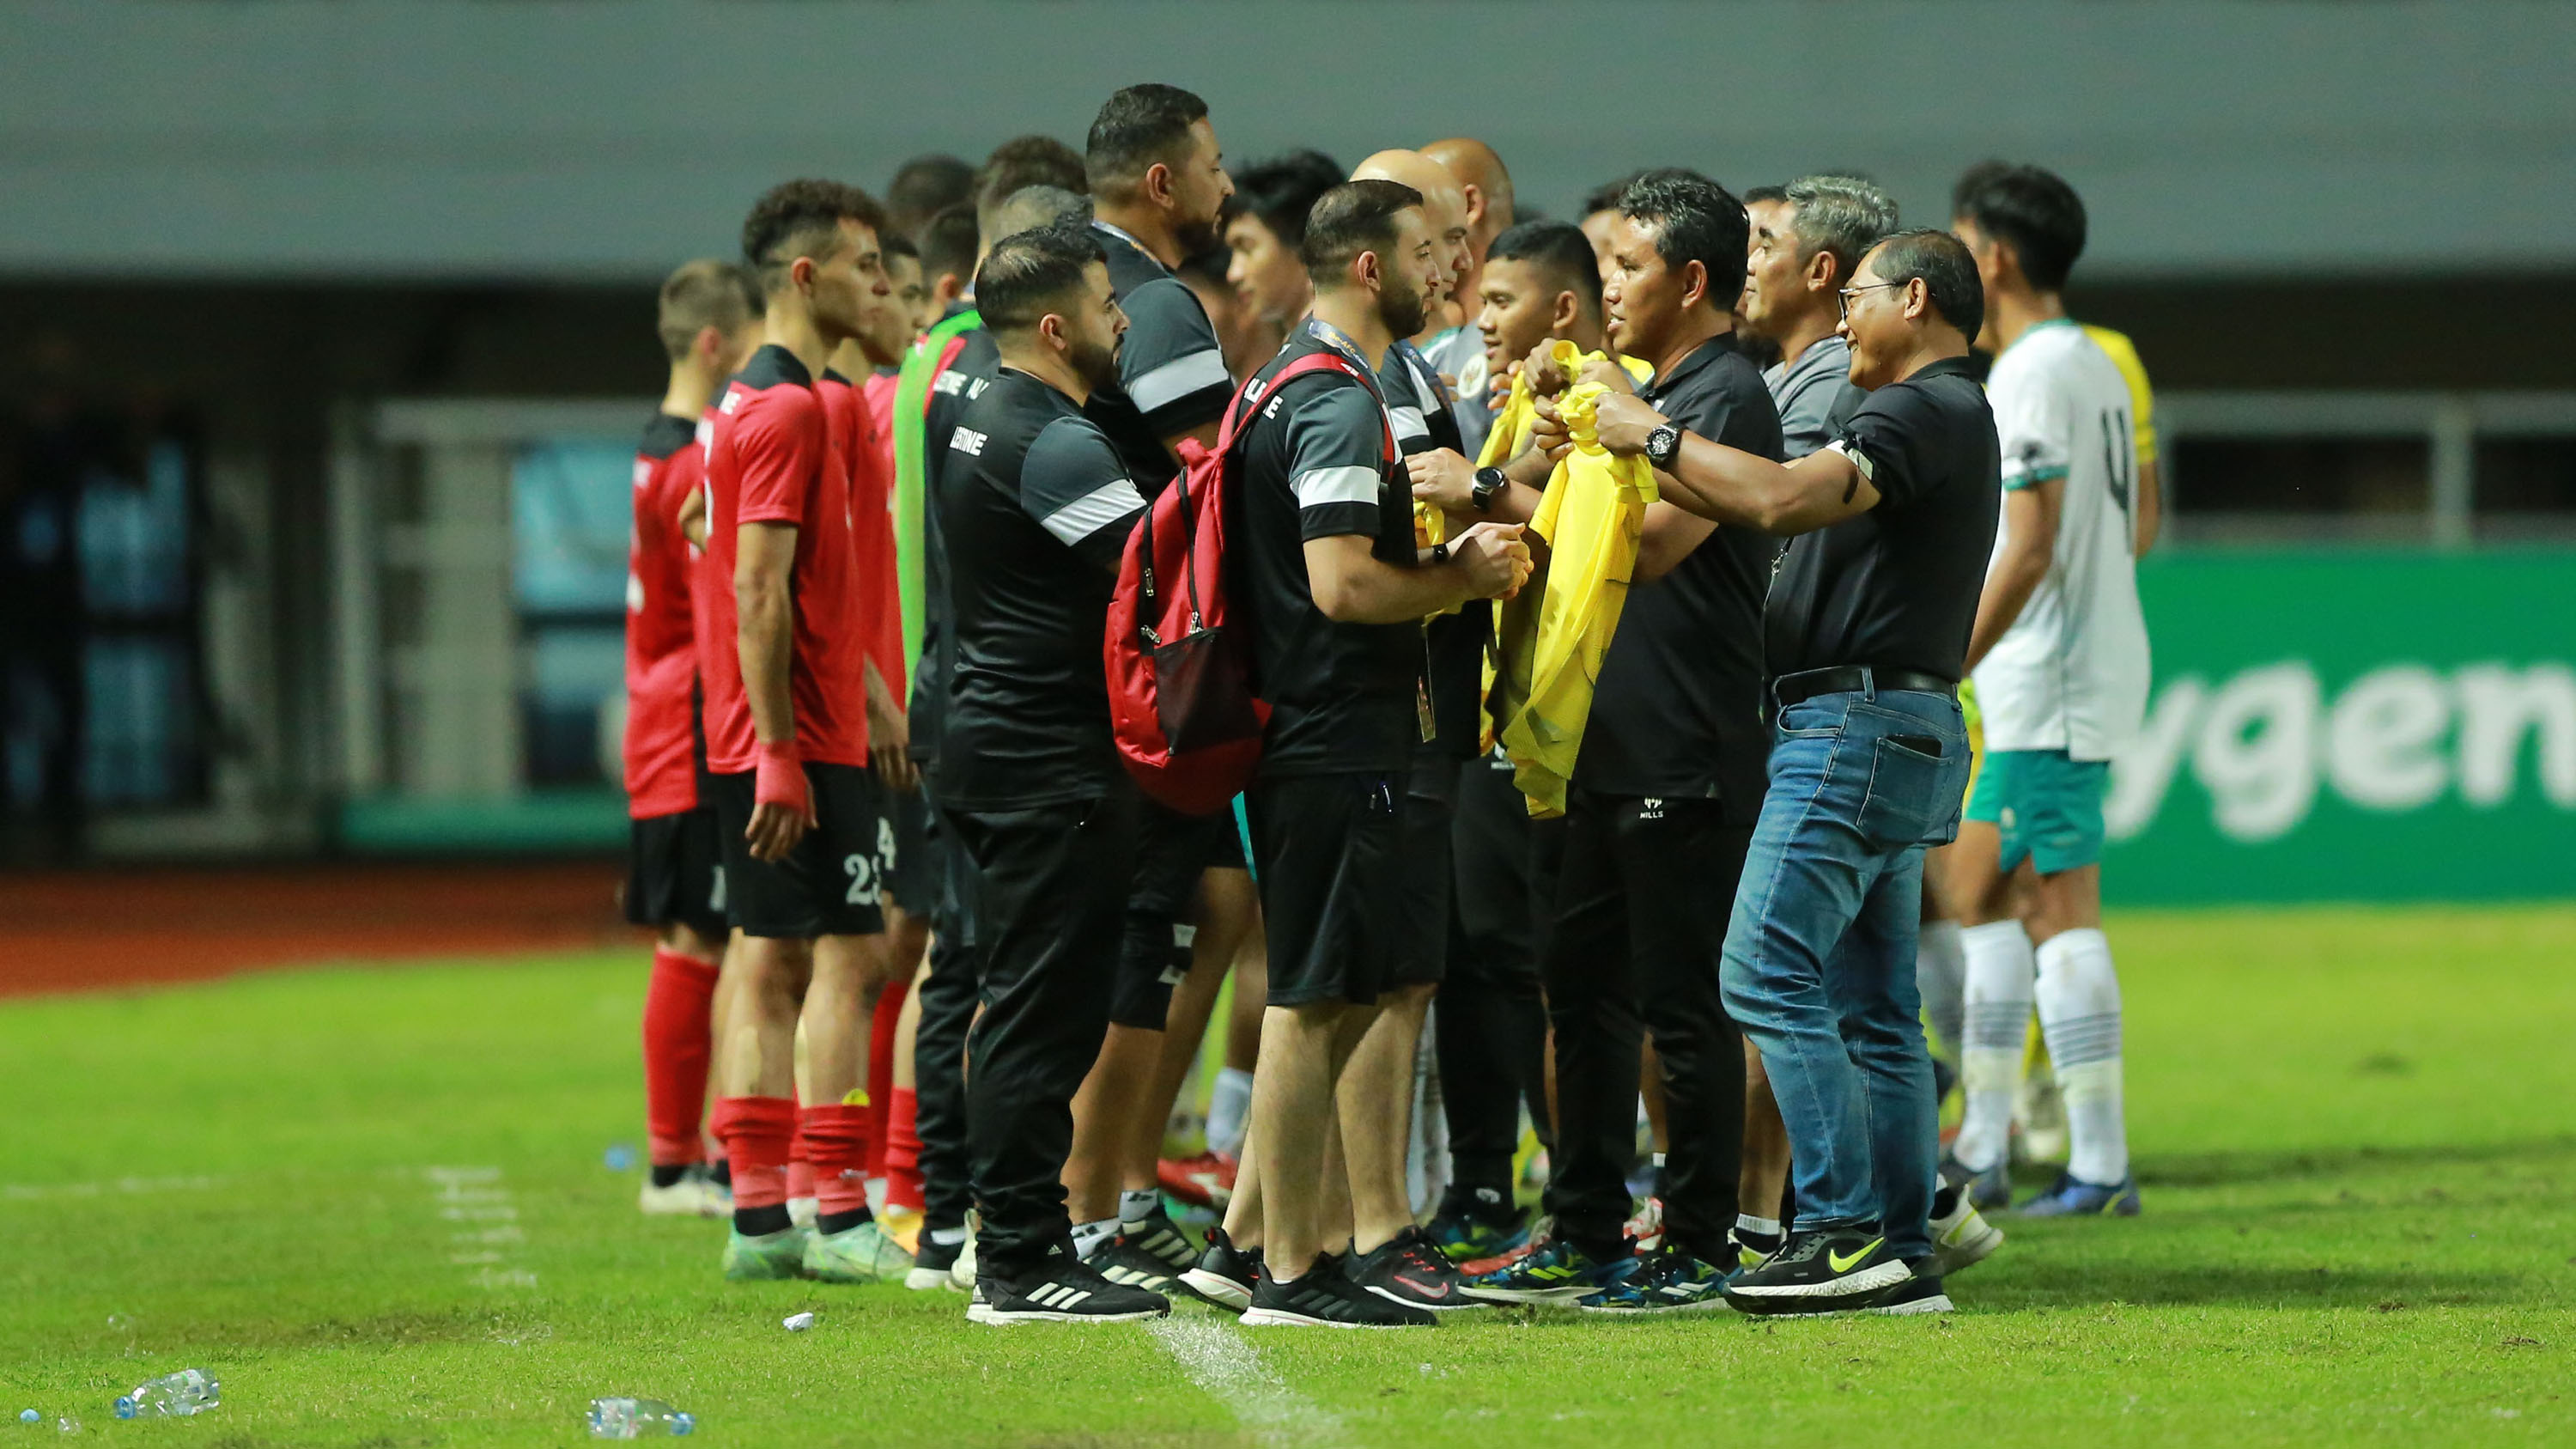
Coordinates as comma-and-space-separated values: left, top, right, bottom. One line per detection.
4, 905, 2573, 1446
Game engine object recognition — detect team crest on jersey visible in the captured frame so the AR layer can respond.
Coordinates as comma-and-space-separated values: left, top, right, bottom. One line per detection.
719, 390, 744, 415
951, 426, 987, 456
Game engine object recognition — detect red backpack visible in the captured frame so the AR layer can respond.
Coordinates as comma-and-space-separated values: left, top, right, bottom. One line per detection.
1104, 350, 1390, 813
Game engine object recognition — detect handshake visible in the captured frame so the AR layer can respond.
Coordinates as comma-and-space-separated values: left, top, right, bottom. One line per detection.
1443, 520, 1534, 602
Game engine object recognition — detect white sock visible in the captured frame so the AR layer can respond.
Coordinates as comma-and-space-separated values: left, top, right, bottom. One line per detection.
1072, 1216, 1119, 1259
1954, 919, 2036, 1172
1206, 1067, 1254, 1157
2036, 928, 2128, 1185
1917, 918, 1966, 1060
1735, 1214, 1782, 1238
1118, 1188, 1160, 1229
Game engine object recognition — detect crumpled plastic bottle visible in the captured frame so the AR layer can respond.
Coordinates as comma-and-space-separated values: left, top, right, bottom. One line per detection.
114, 1369, 219, 1419
586, 1397, 695, 1439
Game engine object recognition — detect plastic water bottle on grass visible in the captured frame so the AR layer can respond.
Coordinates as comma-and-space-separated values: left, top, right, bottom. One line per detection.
587, 1397, 694, 1439
114, 1369, 219, 1418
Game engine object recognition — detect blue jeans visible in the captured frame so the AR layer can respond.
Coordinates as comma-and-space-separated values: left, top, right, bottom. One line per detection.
1719, 681, 1971, 1262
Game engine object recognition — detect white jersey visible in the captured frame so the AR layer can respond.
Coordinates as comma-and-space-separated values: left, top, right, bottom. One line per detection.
1971, 320, 2152, 760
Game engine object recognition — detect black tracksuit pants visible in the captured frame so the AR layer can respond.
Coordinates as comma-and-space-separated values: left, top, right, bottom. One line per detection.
914, 788, 985, 1234
1438, 753, 1554, 1201
951, 785, 1139, 1282
1540, 789, 1752, 1264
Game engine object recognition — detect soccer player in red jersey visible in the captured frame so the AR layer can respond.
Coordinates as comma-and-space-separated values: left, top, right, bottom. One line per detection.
697, 179, 911, 1285
628, 259, 762, 1219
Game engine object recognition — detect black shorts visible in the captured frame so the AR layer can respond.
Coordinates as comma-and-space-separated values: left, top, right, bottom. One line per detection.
626, 807, 728, 941
880, 784, 934, 918
708, 763, 889, 940
1247, 771, 1408, 1008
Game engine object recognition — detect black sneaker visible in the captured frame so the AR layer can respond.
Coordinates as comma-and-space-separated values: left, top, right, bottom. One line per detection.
1180, 1227, 1260, 1312
906, 1230, 964, 1292
968, 1257, 1170, 1325
1346, 1227, 1486, 1312
1119, 1205, 1200, 1273
1087, 1237, 1190, 1298
1722, 1227, 1909, 1314
1241, 1253, 1437, 1328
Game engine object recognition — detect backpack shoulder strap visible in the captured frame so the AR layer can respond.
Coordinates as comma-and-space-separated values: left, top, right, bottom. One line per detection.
1218, 350, 1370, 455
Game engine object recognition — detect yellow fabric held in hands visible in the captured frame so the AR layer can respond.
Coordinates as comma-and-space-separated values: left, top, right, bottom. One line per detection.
1495, 371, 1658, 818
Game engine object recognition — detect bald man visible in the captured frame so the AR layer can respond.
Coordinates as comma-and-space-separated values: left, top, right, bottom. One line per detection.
1354, 148, 1492, 457
1423, 138, 1516, 318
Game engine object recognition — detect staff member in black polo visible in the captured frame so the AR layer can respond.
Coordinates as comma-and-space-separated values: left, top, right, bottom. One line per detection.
1421, 169, 1782, 1313
1576, 229, 1998, 1317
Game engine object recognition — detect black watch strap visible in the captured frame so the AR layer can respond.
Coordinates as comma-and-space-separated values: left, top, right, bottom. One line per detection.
1471, 466, 1506, 511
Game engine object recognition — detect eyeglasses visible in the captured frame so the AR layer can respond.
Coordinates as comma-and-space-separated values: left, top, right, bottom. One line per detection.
1838, 281, 1905, 318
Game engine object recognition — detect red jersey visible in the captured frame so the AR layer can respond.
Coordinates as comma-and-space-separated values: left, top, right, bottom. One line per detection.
697, 344, 872, 773
624, 411, 705, 818
824, 370, 908, 718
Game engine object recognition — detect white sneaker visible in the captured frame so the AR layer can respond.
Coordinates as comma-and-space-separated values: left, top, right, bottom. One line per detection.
949, 1215, 979, 1292
1926, 1192, 2003, 1279
638, 1167, 729, 1218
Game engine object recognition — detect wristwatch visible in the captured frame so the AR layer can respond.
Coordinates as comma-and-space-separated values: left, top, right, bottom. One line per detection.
1644, 422, 1685, 472
1429, 541, 1452, 565
1469, 466, 1507, 512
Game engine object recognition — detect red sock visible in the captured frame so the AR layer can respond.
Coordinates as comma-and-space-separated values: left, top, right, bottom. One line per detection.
799, 1103, 872, 1219
885, 1086, 925, 1212
641, 949, 720, 1168
864, 977, 909, 1182
709, 1096, 796, 1209
785, 1089, 815, 1200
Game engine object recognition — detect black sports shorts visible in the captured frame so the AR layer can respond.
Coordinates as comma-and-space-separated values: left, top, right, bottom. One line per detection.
708, 762, 889, 940
625, 807, 728, 941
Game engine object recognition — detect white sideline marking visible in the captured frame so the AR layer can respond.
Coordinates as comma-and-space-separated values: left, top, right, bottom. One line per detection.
1145, 1315, 1346, 1447
1, 1175, 226, 1202
427, 1167, 536, 1288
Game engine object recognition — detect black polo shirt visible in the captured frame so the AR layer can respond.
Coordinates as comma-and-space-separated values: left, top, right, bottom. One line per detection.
1230, 327, 1418, 780
937, 368, 1147, 810
1571, 334, 1784, 821
909, 321, 1002, 776
1379, 341, 1487, 781
1764, 354, 1999, 682
1085, 221, 1236, 496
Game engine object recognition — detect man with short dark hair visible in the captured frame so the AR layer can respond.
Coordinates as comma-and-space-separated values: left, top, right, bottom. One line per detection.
1581, 228, 2000, 1316
1060, 83, 1249, 1290
1435, 169, 1785, 1315
699, 179, 910, 1287
1580, 173, 1646, 274
1224, 149, 1345, 335
939, 223, 1169, 1324
1473, 220, 1611, 387
888, 154, 975, 246
1946, 162, 2152, 1222
629, 258, 761, 1221
1189, 179, 1528, 1329
975, 135, 1090, 239
1415, 216, 1608, 1263
919, 204, 981, 316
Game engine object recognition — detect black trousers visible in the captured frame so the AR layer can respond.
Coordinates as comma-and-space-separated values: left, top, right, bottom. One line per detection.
1540, 789, 1752, 1263
914, 789, 986, 1233
913, 923, 981, 1232
953, 787, 1139, 1281
1438, 755, 1552, 1200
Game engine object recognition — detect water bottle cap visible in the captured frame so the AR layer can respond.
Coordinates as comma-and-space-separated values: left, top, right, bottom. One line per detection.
114, 1397, 137, 1420
671, 1411, 696, 1435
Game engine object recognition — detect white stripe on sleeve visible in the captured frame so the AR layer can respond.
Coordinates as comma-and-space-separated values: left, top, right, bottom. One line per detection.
1388, 406, 1431, 443
1292, 466, 1382, 510
1040, 478, 1145, 545
1129, 350, 1232, 414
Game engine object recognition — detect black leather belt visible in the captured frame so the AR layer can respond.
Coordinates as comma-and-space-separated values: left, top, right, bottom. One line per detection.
1771, 666, 1957, 710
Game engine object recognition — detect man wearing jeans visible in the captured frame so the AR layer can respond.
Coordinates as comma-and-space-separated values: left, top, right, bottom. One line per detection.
1579, 228, 1998, 1315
